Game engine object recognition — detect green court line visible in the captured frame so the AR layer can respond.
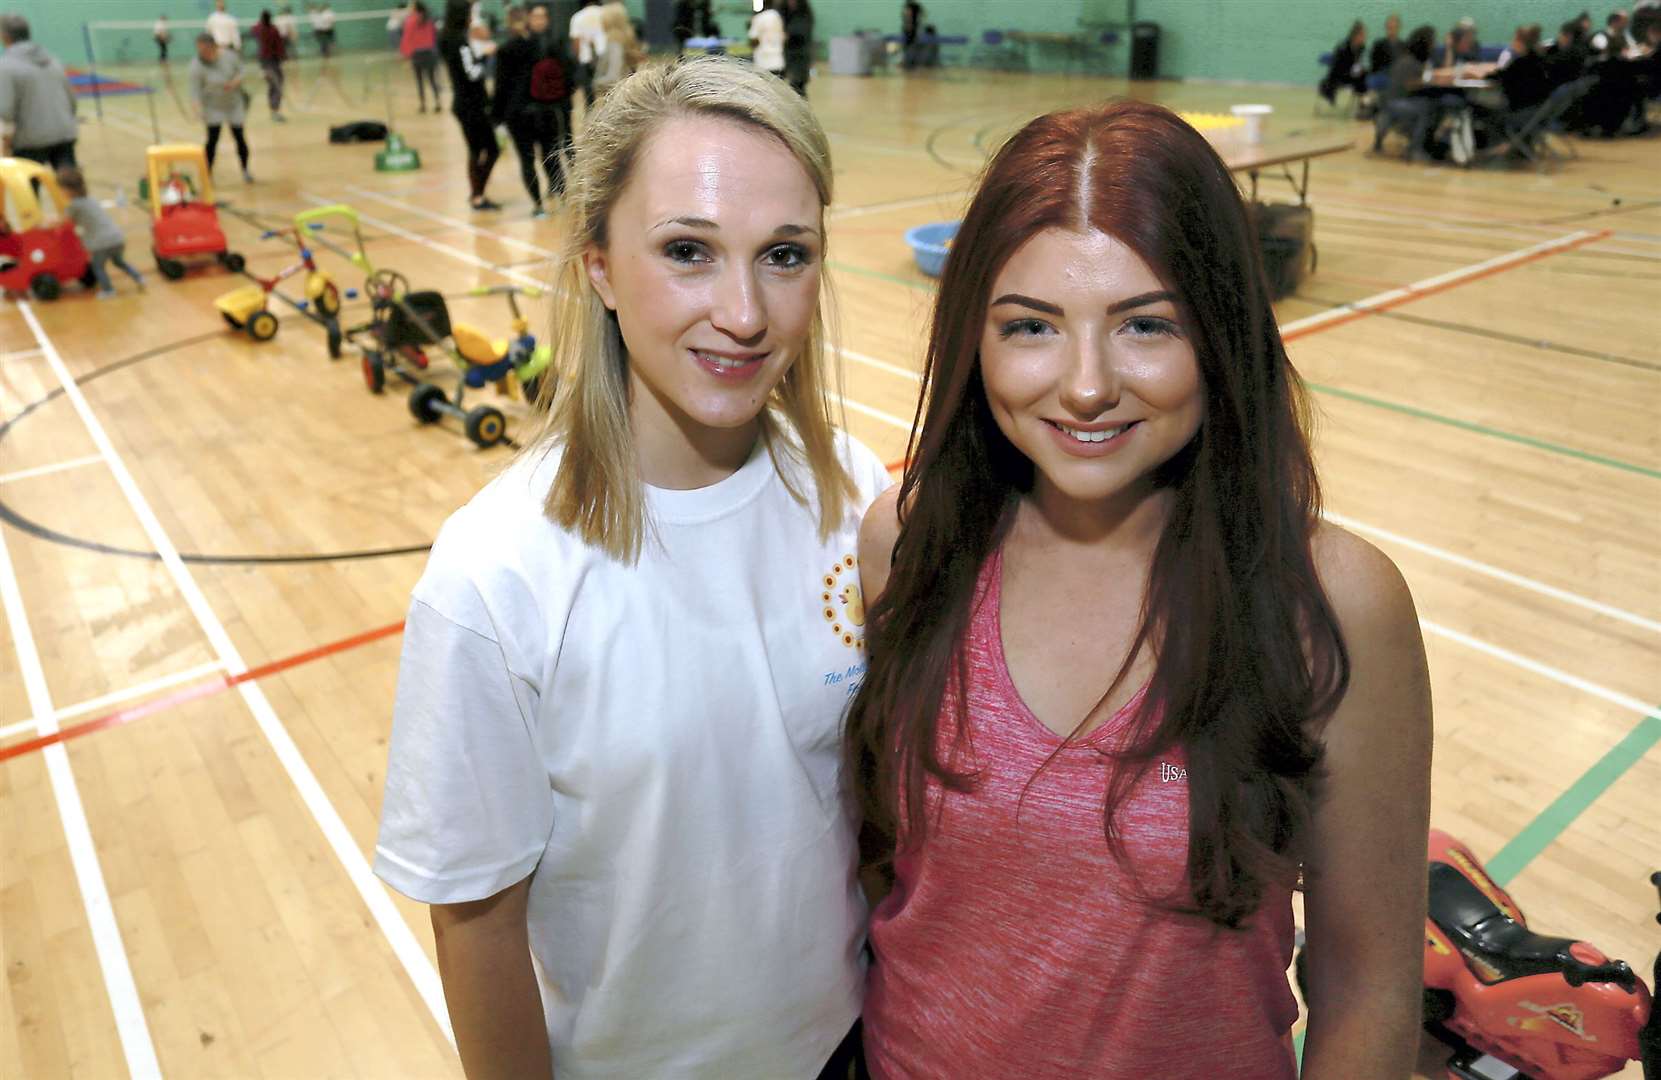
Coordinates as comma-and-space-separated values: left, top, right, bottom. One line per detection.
1306, 382, 1661, 480
828, 259, 937, 293
1485, 711, 1661, 886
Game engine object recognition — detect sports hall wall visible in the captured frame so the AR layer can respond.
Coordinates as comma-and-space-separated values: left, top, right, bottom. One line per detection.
7, 0, 1586, 86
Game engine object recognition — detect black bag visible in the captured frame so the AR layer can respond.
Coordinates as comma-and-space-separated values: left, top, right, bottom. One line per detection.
1252, 202, 1316, 300
328, 121, 389, 144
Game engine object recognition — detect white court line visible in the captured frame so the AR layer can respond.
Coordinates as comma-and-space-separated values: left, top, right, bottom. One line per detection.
831, 192, 965, 220
0, 455, 105, 487
1422, 619, 1660, 719
1278, 230, 1604, 336
1328, 512, 1661, 637
302, 191, 541, 294
13, 299, 455, 1047
1, 347, 44, 363
837, 393, 913, 431
344, 185, 560, 261
0, 518, 162, 1079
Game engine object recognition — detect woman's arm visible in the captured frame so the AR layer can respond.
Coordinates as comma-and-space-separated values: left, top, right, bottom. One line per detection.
1299, 526, 1433, 1080
431, 875, 553, 1080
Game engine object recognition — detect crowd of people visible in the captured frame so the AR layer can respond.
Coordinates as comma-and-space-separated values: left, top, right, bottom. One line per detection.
1322, 5, 1661, 162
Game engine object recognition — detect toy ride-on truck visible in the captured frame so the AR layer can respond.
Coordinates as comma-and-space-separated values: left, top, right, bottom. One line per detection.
214, 206, 351, 353
146, 144, 243, 280
0, 157, 93, 300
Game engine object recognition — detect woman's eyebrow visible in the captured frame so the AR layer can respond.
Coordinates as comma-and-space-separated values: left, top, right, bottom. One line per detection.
1105, 290, 1177, 314
650, 218, 820, 239
990, 293, 1064, 316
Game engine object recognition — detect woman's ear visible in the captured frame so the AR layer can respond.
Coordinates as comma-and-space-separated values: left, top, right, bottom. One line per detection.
583, 246, 617, 311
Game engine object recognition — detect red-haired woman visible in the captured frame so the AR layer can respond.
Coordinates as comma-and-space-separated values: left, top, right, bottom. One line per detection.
844, 100, 1432, 1079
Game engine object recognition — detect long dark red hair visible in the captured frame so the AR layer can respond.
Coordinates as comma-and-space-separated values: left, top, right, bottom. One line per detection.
843, 100, 1349, 929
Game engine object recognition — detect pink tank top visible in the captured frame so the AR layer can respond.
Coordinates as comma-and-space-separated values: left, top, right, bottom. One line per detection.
863, 550, 1299, 1079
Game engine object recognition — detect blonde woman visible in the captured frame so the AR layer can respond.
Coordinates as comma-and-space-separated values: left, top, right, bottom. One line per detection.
591, 1, 640, 97
375, 55, 886, 1079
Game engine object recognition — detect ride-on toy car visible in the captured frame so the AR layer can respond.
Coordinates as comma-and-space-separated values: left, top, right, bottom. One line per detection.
348, 271, 551, 447
1298, 830, 1659, 1080
214, 206, 350, 354
0, 157, 93, 299
146, 144, 243, 280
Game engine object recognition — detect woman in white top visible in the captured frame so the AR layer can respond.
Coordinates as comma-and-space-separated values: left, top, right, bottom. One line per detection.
750, 0, 788, 76
375, 55, 888, 1079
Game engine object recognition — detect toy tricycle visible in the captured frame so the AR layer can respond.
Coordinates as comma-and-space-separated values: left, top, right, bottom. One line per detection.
0, 157, 93, 300
213, 206, 352, 354
348, 271, 551, 447
1297, 830, 1659, 1080
146, 144, 243, 280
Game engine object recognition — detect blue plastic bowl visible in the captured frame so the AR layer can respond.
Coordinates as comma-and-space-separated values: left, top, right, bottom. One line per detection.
905, 221, 959, 278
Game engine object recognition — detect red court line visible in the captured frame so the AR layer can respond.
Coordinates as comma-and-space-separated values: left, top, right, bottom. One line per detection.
4, 228, 1608, 763
0, 620, 406, 763
1280, 229, 1610, 343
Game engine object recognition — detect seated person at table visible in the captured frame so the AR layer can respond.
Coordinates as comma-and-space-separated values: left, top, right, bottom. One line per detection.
1496, 23, 1541, 67
1378, 25, 1439, 158
1371, 13, 1405, 72
1443, 19, 1481, 65
1320, 20, 1369, 104
1589, 9, 1631, 56
1472, 25, 1554, 140
1545, 19, 1592, 80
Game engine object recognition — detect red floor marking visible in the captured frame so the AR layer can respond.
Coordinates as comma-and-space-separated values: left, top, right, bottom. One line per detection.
0, 620, 406, 763
3, 229, 1609, 764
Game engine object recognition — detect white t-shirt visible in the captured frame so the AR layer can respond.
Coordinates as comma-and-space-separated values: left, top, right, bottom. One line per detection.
275, 12, 298, 41
571, 4, 606, 64
205, 10, 241, 49
750, 8, 787, 72
311, 9, 335, 32
375, 429, 891, 1079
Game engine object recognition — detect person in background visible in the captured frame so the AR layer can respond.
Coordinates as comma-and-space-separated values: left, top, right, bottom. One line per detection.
252, 10, 289, 122
1320, 20, 1368, 106
1496, 23, 1541, 68
672, 0, 697, 51
403, 1, 443, 113
1482, 24, 1553, 119
591, 2, 639, 99
387, 4, 408, 49
1377, 24, 1439, 160
275, 4, 300, 54
207, 0, 243, 53
189, 32, 254, 182
783, 0, 815, 97
900, 1, 923, 69
57, 166, 145, 298
1443, 18, 1481, 65
749, 0, 787, 80
1547, 16, 1592, 81
0, 15, 79, 167
1370, 13, 1403, 74
493, 1, 572, 217
569, 0, 604, 108
155, 14, 172, 63
310, 3, 337, 58
439, 0, 501, 210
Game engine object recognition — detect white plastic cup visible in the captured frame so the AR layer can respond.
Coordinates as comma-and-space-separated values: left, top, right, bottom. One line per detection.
1231, 103, 1272, 144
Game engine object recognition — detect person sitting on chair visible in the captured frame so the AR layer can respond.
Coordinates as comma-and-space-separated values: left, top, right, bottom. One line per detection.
1370, 14, 1405, 73
1320, 20, 1369, 106
1377, 25, 1439, 160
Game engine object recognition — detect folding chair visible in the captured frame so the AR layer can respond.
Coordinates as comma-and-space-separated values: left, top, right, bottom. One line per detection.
1497, 77, 1593, 164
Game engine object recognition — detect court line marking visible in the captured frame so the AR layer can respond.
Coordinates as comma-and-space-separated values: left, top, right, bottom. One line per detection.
0, 509, 162, 1079
830, 191, 965, 220
1, 347, 44, 363
1420, 618, 1659, 719
0, 454, 105, 486
1325, 512, 1661, 637
344, 184, 560, 260
0, 660, 229, 743
1278, 229, 1611, 340
12, 300, 455, 1047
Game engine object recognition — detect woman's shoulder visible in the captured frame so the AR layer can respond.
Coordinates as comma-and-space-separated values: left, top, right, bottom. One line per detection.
1309, 521, 1420, 656
423, 448, 587, 596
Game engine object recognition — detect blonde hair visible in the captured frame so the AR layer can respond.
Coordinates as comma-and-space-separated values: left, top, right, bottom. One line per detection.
524, 55, 854, 563
599, 2, 643, 69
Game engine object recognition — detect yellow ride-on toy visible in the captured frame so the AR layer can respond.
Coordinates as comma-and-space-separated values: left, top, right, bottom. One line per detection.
145, 144, 243, 280
346, 270, 552, 447
213, 205, 356, 355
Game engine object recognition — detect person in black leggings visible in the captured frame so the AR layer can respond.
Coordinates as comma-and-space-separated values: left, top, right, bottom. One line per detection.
492, 2, 572, 216
440, 0, 501, 211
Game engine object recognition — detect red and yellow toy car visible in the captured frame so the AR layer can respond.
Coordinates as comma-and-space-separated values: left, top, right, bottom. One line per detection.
0, 156, 92, 300
145, 144, 243, 280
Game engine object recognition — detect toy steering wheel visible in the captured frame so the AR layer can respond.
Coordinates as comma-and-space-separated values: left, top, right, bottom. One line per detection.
366, 268, 410, 303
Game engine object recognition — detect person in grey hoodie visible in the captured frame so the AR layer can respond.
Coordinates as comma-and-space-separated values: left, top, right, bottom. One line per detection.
0, 15, 79, 168
188, 32, 254, 183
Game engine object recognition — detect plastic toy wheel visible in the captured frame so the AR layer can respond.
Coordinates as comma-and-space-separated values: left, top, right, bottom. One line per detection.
362, 351, 386, 394
409, 383, 446, 424
29, 273, 60, 301
222, 252, 246, 273
79, 267, 99, 289
465, 405, 507, 448
317, 284, 342, 318
327, 322, 344, 360
156, 257, 186, 280
247, 310, 279, 341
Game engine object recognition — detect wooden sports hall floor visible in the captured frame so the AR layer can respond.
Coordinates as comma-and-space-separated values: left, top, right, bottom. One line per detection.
2, 53, 1657, 1078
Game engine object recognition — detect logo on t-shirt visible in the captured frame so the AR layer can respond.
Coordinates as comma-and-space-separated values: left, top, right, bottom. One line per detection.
819, 554, 865, 649
1159, 761, 1187, 783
